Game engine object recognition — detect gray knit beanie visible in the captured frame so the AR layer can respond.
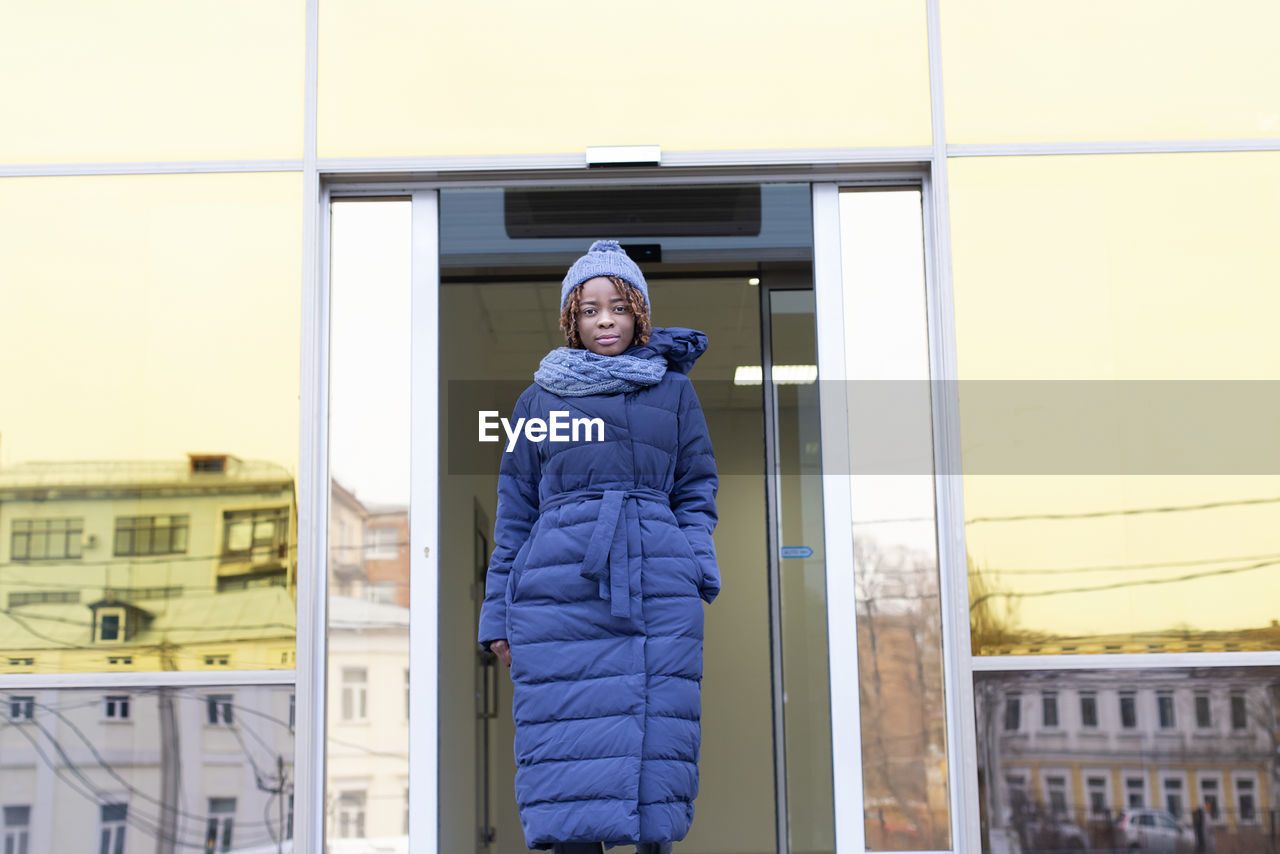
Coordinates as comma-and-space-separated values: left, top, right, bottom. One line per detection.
560, 240, 650, 310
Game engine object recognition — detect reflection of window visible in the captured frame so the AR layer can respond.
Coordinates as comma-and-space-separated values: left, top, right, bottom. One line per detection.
205, 694, 234, 726
336, 791, 366, 838
205, 798, 236, 852
1126, 775, 1146, 808
1080, 691, 1098, 728
1045, 774, 1068, 816
1120, 692, 1138, 729
1236, 778, 1257, 823
1163, 777, 1184, 817
1200, 777, 1221, 821
1195, 692, 1212, 728
1004, 693, 1021, 731
8, 590, 79, 608
1005, 773, 1029, 815
342, 668, 368, 722
203, 655, 230, 667
7, 696, 34, 722
221, 507, 290, 564
289, 694, 296, 732
2, 805, 30, 854
286, 795, 294, 840
1087, 776, 1109, 818
103, 695, 130, 721
1230, 692, 1248, 730
366, 525, 400, 560
106, 656, 133, 666
96, 608, 125, 643
99, 803, 127, 854
1157, 691, 1176, 729
11, 518, 83, 561
113, 515, 188, 556
1042, 692, 1059, 728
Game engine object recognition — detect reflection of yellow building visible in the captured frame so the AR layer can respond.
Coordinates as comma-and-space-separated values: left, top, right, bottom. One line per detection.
0, 455, 296, 674
978, 670, 1280, 852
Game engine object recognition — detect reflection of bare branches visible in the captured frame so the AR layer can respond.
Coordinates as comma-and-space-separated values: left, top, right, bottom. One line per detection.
968, 555, 1027, 654
855, 536, 948, 849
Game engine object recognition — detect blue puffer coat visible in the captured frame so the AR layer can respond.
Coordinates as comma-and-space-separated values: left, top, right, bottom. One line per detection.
478, 328, 720, 848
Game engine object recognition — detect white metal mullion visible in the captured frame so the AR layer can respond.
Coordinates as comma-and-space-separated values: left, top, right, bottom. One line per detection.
948, 138, 1280, 157
0, 159, 304, 178
409, 189, 441, 854
812, 182, 867, 853
925, 1, 980, 852
324, 168, 929, 195
293, 3, 324, 854
0, 669, 296, 690
973, 651, 1280, 672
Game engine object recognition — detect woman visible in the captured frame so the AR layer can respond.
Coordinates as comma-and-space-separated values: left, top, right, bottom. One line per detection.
478, 240, 721, 853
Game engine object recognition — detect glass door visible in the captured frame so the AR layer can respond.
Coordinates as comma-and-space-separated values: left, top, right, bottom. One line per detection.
762, 282, 837, 854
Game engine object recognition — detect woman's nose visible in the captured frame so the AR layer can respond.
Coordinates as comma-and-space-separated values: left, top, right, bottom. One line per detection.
597, 314, 614, 328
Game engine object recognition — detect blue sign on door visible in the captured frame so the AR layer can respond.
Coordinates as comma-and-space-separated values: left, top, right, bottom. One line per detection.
780, 545, 813, 559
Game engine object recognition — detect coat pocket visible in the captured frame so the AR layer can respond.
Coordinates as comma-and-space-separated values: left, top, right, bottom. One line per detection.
508, 535, 536, 601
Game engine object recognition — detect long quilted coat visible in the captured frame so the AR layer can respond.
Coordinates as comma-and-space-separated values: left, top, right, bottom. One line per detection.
478, 327, 720, 848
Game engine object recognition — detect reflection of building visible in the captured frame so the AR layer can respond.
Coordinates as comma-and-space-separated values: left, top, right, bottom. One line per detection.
0, 686, 294, 854
328, 481, 408, 607
977, 670, 1280, 853
325, 597, 409, 852
0, 455, 297, 673
325, 481, 409, 850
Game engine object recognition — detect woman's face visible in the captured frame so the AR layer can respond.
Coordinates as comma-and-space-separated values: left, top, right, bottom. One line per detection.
576, 276, 636, 356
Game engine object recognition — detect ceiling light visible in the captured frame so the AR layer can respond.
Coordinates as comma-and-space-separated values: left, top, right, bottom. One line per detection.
733, 364, 818, 386
747, 277, 760, 286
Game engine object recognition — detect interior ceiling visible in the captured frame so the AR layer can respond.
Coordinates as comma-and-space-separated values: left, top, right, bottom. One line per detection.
458, 273, 773, 411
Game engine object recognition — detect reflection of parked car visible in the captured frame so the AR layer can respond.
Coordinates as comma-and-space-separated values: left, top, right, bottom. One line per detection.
1023, 816, 1090, 851
1115, 809, 1196, 853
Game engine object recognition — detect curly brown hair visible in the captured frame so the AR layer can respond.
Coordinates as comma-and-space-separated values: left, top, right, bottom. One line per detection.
559, 275, 652, 349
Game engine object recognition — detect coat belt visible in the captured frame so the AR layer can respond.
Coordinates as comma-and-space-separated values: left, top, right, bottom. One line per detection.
539, 487, 670, 619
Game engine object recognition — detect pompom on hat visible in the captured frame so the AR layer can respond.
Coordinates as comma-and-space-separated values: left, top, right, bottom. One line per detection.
561, 239, 650, 310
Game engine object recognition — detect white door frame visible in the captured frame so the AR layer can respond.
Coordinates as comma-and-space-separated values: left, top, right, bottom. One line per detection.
408, 189, 441, 854
320, 168, 955, 854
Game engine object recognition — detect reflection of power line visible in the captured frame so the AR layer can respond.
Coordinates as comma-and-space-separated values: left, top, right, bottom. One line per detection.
966, 495, 1280, 524
30, 698, 281, 830
1, 607, 295, 634
989, 550, 1280, 576
0, 544, 299, 571
1, 718, 213, 849
160, 689, 410, 761
970, 557, 1280, 611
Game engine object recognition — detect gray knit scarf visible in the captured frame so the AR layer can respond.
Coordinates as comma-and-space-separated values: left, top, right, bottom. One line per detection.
533, 347, 667, 397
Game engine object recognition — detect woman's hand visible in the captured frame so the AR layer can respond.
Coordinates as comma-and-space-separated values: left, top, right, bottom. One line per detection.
490, 639, 512, 668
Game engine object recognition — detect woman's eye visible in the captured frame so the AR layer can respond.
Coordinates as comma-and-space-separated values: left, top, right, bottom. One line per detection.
581, 308, 595, 317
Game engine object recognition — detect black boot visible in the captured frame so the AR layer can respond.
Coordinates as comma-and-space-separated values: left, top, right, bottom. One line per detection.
551, 844, 603, 854
636, 845, 672, 854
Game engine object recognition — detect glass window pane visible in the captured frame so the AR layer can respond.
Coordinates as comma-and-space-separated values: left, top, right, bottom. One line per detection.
950, 153, 1280, 654
840, 188, 951, 848
318, 1, 930, 157
0, 687, 292, 853
976, 667, 1280, 852
942, 0, 1280, 143
326, 200, 411, 845
0, 1, 303, 163
0, 173, 301, 674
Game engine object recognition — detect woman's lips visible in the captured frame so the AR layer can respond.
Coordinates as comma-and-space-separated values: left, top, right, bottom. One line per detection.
596, 335, 619, 345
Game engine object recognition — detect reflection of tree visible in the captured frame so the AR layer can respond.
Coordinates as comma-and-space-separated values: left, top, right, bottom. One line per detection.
855, 536, 948, 849
968, 555, 1028, 654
